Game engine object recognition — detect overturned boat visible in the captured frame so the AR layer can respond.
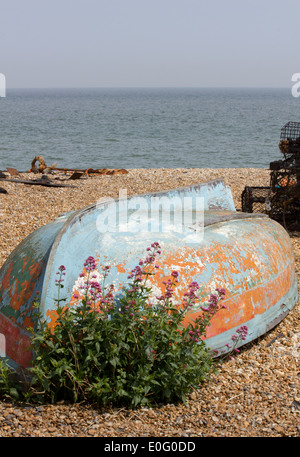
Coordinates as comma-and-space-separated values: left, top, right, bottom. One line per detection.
0, 179, 298, 371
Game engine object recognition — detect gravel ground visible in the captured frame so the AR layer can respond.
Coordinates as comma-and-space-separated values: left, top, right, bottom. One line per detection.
0, 167, 299, 437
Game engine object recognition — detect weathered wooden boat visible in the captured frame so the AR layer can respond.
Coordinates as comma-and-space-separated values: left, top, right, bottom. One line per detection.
0, 179, 298, 371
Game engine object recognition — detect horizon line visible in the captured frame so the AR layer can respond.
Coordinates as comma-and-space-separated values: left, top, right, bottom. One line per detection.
5, 85, 292, 90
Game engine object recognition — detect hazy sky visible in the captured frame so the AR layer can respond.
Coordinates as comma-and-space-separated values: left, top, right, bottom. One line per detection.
1, 0, 299, 88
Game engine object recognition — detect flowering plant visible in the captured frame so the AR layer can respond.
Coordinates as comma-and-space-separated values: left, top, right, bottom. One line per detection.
27, 243, 227, 407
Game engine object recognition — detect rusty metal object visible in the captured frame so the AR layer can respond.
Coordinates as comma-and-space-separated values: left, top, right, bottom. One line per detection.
69, 171, 84, 180
29, 155, 129, 177
6, 167, 20, 177
30, 156, 47, 173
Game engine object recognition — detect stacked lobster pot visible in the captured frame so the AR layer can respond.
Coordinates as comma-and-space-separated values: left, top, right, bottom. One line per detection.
242, 121, 300, 228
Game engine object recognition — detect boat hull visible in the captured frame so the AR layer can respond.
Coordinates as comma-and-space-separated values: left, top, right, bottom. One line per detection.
0, 180, 297, 369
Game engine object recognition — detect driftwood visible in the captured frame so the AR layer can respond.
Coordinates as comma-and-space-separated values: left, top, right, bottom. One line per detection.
51, 167, 129, 176
0, 175, 77, 188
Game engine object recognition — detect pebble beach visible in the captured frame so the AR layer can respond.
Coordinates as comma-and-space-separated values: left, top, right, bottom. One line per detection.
0, 168, 299, 437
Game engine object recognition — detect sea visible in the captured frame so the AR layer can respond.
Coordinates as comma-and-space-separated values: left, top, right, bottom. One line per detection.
0, 87, 299, 171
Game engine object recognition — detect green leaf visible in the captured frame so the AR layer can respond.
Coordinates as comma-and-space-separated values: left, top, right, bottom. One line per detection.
9, 387, 20, 399
110, 358, 118, 368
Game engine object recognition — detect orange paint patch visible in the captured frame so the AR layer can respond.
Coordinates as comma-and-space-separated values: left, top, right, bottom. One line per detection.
115, 263, 126, 273
0, 262, 13, 293
181, 263, 295, 339
46, 307, 68, 333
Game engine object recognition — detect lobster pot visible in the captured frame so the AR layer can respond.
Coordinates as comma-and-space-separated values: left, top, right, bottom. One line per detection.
241, 183, 300, 226
270, 170, 298, 190
279, 121, 300, 159
241, 186, 270, 214
269, 170, 300, 223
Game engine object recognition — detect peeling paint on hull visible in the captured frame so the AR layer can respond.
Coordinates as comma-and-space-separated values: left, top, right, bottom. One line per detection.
0, 180, 297, 369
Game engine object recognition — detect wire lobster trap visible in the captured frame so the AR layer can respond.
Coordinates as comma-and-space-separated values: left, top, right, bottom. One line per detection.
241, 186, 271, 214
241, 122, 300, 229
278, 121, 300, 159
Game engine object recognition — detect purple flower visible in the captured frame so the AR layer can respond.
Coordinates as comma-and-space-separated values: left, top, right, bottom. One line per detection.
216, 287, 226, 296
84, 256, 97, 272
237, 325, 248, 335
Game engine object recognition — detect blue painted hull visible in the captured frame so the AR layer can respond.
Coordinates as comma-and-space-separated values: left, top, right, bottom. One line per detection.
0, 179, 297, 369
